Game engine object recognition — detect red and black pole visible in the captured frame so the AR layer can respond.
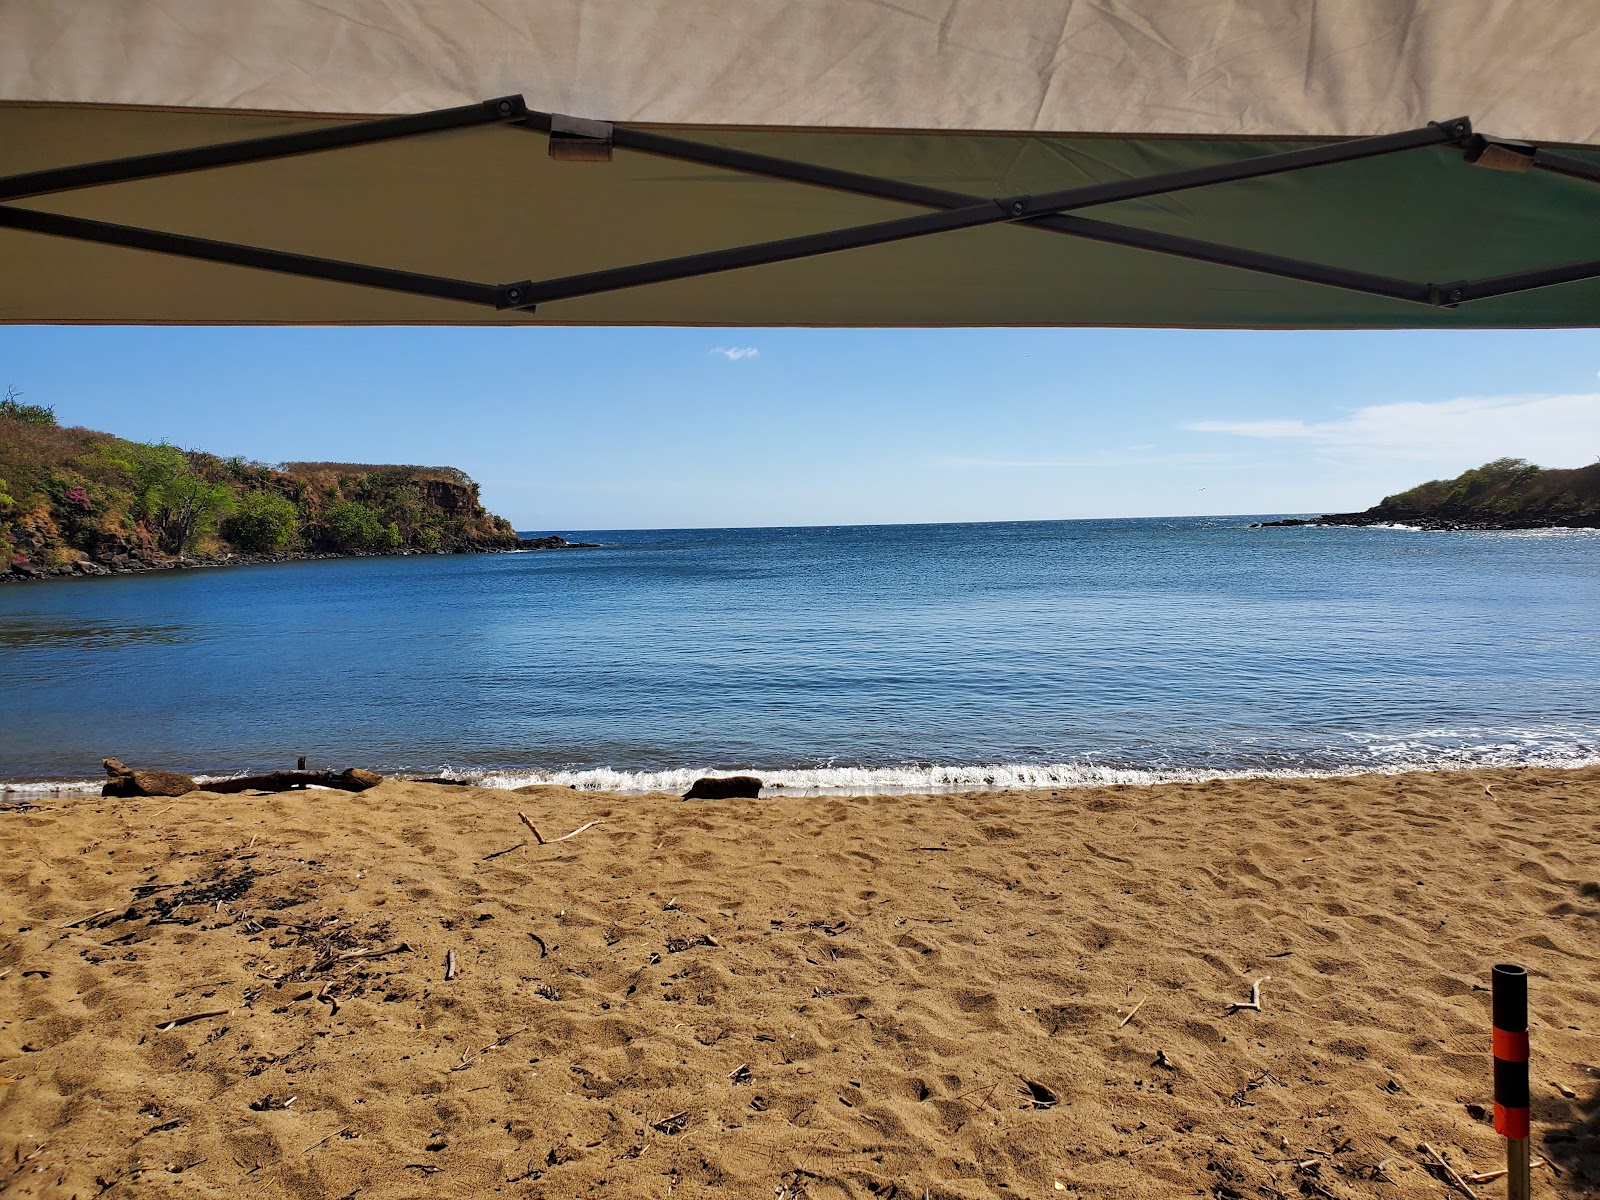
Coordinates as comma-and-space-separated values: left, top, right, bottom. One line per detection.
1493, 963, 1531, 1199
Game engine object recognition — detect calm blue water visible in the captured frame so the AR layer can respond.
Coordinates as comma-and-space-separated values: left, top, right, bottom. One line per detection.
3, 517, 1599, 793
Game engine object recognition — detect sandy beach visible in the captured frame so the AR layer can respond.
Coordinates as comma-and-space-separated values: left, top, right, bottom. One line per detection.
2, 767, 1596, 1198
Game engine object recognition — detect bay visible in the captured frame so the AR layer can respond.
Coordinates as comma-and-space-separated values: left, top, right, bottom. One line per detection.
3, 517, 1598, 792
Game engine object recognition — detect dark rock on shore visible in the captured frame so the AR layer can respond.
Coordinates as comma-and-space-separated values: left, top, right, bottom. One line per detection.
3, 542, 546, 584
517, 534, 600, 550
683, 775, 763, 800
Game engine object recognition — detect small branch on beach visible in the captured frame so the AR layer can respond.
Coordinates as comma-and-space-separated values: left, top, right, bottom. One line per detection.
548, 819, 602, 843
300, 1127, 351, 1155
444, 949, 458, 981
480, 841, 527, 862
1420, 1143, 1478, 1199
1466, 1159, 1549, 1185
60, 908, 120, 929
1118, 997, 1148, 1028
1226, 976, 1271, 1014
308, 943, 413, 974
450, 1028, 527, 1071
517, 811, 545, 844
156, 1009, 232, 1032
316, 982, 339, 1017
651, 1110, 689, 1135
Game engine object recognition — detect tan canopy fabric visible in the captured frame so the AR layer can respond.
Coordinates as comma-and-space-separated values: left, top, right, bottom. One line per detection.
7, 0, 1600, 140
3, 2, 1599, 327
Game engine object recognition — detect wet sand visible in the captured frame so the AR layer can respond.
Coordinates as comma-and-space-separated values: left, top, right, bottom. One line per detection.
2, 767, 1597, 1198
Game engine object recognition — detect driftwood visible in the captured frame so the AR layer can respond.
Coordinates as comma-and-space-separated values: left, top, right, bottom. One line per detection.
102, 757, 196, 798
102, 757, 383, 797
1421, 1143, 1478, 1199
203, 768, 382, 794
1226, 976, 1271, 1014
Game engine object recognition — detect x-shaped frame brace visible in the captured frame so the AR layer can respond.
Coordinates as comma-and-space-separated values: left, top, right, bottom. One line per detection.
2, 94, 1597, 316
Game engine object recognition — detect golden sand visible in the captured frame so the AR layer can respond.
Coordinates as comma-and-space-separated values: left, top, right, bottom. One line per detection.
2, 768, 1597, 1198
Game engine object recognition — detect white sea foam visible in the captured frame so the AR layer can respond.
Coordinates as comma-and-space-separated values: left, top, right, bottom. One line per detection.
11, 741, 1597, 801
458, 749, 1600, 796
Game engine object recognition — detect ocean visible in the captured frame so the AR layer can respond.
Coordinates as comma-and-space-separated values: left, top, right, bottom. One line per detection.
3, 517, 1598, 794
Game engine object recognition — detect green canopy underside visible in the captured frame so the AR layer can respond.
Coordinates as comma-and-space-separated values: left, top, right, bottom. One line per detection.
4, 104, 1599, 327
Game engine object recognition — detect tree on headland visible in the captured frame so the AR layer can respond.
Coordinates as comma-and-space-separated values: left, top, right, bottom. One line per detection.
323, 500, 402, 552
221, 490, 300, 552
0, 385, 56, 428
114, 441, 234, 554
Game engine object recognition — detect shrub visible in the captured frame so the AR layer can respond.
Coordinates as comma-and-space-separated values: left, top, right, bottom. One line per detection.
323, 501, 399, 552
222, 490, 300, 552
0, 386, 56, 428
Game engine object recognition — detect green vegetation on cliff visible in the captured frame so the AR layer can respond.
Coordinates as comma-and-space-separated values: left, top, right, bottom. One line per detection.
1262, 457, 1600, 530
0, 394, 519, 577
1367, 457, 1600, 527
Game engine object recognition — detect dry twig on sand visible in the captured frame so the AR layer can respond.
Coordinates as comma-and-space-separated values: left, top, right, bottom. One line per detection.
444, 949, 458, 981
1466, 1159, 1549, 1184
517, 811, 545, 844
651, 1111, 689, 1135
1421, 1143, 1478, 1199
549, 819, 602, 843
1118, 997, 1148, 1028
1226, 976, 1271, 1014
59, 908, 119, 929
301, 1127, 351, 1155
309, 942, 413, 974
156, 1009, 232, 1032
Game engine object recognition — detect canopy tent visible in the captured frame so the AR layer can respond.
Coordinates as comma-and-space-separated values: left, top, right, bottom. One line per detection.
3, 1, 1600, 327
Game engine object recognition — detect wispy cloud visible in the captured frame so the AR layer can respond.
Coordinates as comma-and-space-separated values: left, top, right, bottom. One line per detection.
1184, 392, 1600, 465
711, 346, 760, 361
934, 450, 1235, 470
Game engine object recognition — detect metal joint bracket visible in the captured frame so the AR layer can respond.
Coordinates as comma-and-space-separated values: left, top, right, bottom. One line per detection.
1430, 116, 1475, 143
549, 115, 615, 162
998, 195, 1031, 218
1462, 135, 1536, 173
494, 280, 538, 310
488, 95, 531, 120
1427, 282, 1466, 307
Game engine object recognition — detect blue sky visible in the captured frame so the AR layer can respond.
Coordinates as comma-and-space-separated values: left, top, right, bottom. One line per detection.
3, 325, 1599, 530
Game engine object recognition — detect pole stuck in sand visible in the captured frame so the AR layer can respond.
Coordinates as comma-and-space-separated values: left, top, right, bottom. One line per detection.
1492, 962, 1531, 1200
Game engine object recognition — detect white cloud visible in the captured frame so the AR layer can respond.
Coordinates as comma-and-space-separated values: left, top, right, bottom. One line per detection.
934, 450, 1235, 470
1184, 392, 1600, 466
711, 346, 759, 361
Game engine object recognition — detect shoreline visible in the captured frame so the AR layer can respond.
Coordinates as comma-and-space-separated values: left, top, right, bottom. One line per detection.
9, 754, 1600, 800
3, 765, 1595, 1196
1256, 514, 1600, 532
0, 534, 598, 584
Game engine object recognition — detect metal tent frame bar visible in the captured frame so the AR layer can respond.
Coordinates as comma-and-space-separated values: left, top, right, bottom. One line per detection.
1, 94, 1597, 315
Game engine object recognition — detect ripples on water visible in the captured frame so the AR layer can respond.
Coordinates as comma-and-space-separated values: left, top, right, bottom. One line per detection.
2, 518, 1597, 792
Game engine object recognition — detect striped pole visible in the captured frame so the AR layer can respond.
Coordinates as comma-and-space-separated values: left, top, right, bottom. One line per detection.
1493, 963, 1531, 1200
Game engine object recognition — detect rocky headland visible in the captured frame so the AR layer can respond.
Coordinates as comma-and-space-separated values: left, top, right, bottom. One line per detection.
1256, 457, 1600, 531
0, 394, 591, 582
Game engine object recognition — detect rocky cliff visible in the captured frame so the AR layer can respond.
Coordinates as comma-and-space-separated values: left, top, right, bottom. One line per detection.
1258, 458, 1600, 531
1, 404, 528, 580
